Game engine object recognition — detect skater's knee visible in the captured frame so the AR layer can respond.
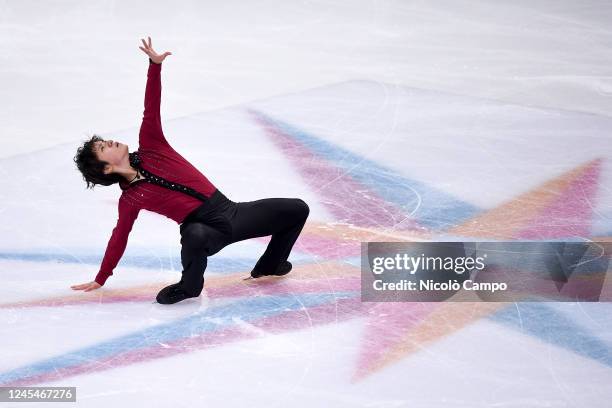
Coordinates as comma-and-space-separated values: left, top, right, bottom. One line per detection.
181, 222, 228, 256
181, 223, 209, 247
295, 198, 310, 219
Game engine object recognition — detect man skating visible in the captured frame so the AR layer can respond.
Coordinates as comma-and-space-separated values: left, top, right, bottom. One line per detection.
71, 37, 309, 304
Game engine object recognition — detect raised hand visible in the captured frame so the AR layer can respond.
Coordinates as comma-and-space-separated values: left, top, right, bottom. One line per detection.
139, 36, 172, 64
70, 281, 102, 292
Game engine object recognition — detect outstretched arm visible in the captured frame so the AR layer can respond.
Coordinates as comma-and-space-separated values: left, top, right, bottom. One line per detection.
137, 36, 173, 150
71, 198, 140, 290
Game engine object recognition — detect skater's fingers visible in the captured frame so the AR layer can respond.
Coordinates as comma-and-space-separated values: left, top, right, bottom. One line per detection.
140, 38, 149, 50
71, 281, 100, 291
148, 36, 152, 47
139, 46, 148, 55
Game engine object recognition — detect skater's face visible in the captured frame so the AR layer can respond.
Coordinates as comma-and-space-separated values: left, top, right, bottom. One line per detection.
93, 139, 129, 175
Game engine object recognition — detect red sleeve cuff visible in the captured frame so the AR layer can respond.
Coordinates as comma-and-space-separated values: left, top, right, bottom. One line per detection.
95, 271, 112, 286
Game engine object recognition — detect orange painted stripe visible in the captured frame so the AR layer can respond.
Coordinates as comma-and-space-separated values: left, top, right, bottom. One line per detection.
449, 159, 600, 239
352, 302, 508, 382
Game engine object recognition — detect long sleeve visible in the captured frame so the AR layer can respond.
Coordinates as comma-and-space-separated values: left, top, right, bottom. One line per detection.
94, 197, 141, 286
138, 58, 171, 151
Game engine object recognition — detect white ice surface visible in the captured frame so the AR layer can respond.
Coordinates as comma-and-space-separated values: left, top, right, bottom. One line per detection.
1, 1, 611, 407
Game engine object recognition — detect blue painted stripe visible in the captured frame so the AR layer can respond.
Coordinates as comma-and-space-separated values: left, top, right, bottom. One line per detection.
490, 303, 612, 367
253, 110, 480, 230
0, 291, 357, 385
0, 252, 312, 275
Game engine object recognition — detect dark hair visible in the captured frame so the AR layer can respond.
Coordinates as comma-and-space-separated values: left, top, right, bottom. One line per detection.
73, 134, 123, 189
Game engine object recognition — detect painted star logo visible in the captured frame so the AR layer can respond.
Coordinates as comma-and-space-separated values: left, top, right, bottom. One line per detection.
0, 110, 609, 387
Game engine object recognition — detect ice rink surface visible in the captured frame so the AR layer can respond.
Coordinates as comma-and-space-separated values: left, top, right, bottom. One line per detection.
1, 1, 612, 407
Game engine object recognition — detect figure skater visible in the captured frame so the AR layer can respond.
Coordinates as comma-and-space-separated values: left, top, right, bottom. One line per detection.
71, 37, 309, 304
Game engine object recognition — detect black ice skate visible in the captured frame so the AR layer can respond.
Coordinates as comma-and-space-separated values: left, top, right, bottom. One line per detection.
250, 260, 293, 279
156, 280, 197, 304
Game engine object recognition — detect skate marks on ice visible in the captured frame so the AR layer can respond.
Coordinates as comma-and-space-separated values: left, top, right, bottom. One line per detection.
1, 82, 611, 398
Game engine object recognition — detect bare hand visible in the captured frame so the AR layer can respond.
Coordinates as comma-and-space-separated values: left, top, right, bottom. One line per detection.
139, 36, 172, 64
70, 281, 102, 292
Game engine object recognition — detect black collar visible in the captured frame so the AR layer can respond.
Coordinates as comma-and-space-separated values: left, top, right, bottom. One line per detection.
121, 151, 145, 191
129, 151, 142, 169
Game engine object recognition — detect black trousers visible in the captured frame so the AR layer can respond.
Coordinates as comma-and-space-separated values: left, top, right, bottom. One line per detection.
176, 189, 310, 296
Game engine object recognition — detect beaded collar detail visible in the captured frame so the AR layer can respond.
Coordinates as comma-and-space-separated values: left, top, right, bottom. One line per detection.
129, 151, 142, 169
124, 150, 209, 202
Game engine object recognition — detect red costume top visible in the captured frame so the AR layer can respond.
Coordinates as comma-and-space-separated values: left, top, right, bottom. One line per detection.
95, 60, 217, 286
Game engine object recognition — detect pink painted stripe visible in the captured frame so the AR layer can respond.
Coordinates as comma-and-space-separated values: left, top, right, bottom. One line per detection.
208, 277, 361, 298
253, 233, 361, 259
353, 302, 439, 380
4, 298, 366, 386
3, 326, 256, 387
0, 293, 156, 309
1, 267, 360, 309
249, 110, 418, 231
517, 159, 601, 239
